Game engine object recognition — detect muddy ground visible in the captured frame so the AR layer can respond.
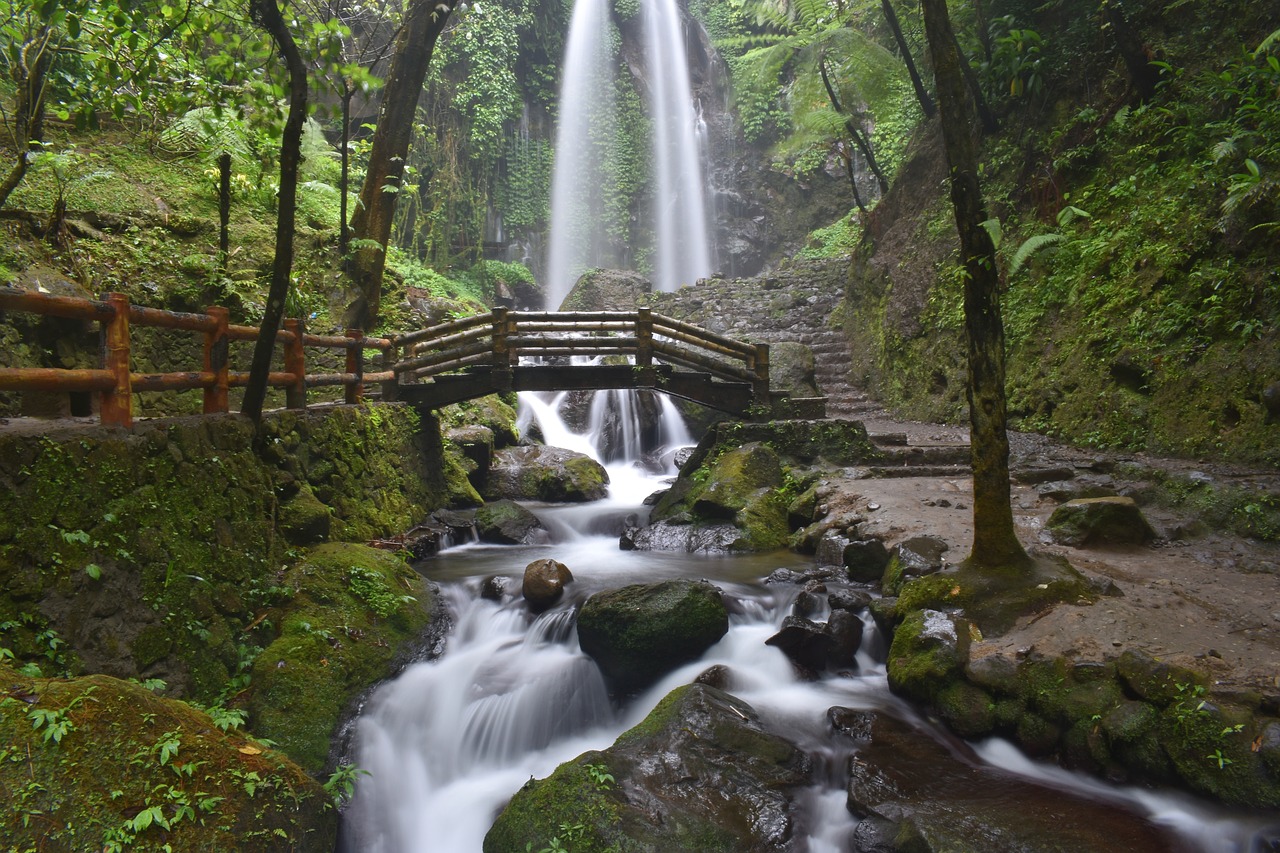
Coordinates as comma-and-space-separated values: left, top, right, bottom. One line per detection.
824, 409, 1280, 707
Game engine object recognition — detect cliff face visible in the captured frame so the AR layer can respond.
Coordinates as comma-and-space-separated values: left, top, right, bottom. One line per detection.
839, 0, 1280, 467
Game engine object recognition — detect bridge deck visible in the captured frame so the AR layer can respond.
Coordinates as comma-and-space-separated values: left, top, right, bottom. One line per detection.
394, 364, 755, 414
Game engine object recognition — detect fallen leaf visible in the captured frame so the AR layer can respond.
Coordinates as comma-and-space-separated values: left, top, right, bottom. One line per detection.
238, 744, 263, 756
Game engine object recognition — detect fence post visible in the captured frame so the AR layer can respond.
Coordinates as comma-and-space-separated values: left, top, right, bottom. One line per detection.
752, 343, 770, 412
636, 308, 653, 368
381, 339, 399, 402
203, 305, 230, 414
491, 307, 514, 392
345, 329, 364, 404
284, 318, 306, 409
100, 293, 132, 427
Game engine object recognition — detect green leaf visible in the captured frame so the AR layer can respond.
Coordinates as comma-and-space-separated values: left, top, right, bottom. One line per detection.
84, 564, 102, 580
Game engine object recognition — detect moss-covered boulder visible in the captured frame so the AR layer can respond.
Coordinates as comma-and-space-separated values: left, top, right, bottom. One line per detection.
440, 394, 520, 448
768, 341, 822, 398
276, 484, 331, 545
483, 685, 810, 853
1047, 496, 1157, 547
0, 663, 335, 851
474, 499, 548, 545
558, 268, 652, 312
483, 446, 609, 502
841, 709, 1182, 850
247, 543, 434, 773
577, 580, 729, 693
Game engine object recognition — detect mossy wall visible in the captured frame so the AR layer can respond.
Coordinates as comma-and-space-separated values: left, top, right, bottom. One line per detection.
0, 403, 470, 702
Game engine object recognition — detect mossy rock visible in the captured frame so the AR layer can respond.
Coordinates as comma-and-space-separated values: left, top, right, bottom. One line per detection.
247, 543, 433, 773
894, 553, 1093, 636
577, 580, 729, 694
474, 498, 547, 545
1047, 497, 1157, 547
0, 663, 335, 851
484, 684, 809, 853
483, 445, 609, 502
886, 609, 969, 705
276, 484, 331, 545
440, 394, 520, 448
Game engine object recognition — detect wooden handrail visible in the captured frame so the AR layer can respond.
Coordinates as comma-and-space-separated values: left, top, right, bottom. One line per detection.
0, 287, 386, 427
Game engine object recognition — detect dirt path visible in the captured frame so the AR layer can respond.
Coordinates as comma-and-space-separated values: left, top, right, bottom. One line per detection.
824, 407, 1280, 705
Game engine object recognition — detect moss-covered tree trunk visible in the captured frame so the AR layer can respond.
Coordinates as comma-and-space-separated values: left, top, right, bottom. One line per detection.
242, 0, 308, 422
344, 0, 455, 331
881, 0, 935, 118
0, 24, 53, 209
920, 0, 1028, 568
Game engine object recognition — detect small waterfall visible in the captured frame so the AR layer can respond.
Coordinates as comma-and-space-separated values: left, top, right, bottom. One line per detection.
545, 0, 618, 310
644, 0, 713, 292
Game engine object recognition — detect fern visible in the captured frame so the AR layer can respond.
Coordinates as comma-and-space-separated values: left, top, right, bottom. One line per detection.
1008, 233, 1065, 278
160, 108, 256, 171
1255, 27, 1280, 57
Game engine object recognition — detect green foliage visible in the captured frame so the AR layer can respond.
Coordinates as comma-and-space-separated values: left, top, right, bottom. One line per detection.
500, 133, 553, 229
322, 763, 369, 806
977, 16, 1045, 100
798, 212, 861, 259
346, 564, 414, 619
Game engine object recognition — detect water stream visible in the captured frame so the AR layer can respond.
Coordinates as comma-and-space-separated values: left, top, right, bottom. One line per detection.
339, 391, 1275, 852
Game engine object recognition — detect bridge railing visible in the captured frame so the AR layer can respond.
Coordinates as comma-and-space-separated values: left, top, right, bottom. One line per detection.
0, 287, 392, 427
391, 307, 769, 398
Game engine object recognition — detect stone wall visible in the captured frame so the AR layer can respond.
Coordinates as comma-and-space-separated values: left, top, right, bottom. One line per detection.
0, 403, 473, 700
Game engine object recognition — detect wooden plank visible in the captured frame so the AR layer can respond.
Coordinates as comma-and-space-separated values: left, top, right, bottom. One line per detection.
0, 367, 115, 392
131, 372, 214, 392
0, 286, 115, 322
126, 304, 217, 333
652, 313, 757, 358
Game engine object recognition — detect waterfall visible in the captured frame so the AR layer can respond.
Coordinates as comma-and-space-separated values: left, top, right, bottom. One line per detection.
545, 0, 618, 311
545, 0, 713, 309
644, 0, 713, 293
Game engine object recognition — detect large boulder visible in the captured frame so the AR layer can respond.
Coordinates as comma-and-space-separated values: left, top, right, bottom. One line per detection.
484, 684, 811, 853
483, 446, 609, 503
577, 580, 729, 693
522, 558, 573, 611
474, 499, 548, 545
1046, 496, 1157, 547
558, 268, 653, 311
768, 341, 822, 398
839, 708, 1182, 851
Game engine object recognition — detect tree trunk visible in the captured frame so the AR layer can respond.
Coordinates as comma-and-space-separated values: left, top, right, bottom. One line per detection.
919, 0, 1028, 569
345, 0, 455, 330
241, 0, 309, 423
819, 59, 890, 194
951, 31, 1000, 134
881, 0, 936, 118
339, 86, 353, 257
1104, 2, 1159, 102
0, 25, 54, 209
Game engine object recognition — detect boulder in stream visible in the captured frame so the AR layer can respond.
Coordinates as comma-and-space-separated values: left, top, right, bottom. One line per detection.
474, 499, 548, 545
522, 558, 573, 611
577, 579, 729, 693
483, 684, 810, 853
482, 445, 609, 503
839, 708, 1182, 851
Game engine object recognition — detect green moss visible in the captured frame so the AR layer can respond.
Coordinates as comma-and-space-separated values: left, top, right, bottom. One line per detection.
886, 609, 967, 705
248, 543, 432, 773
0, 663, 335, 851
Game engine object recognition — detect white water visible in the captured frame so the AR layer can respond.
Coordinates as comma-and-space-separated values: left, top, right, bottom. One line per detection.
545, 0, 713, 309
545, 0, 619, 311
644, 0, 713, 293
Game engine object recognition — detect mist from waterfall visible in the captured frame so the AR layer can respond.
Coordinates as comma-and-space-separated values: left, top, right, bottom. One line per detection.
545, 0, 713, 310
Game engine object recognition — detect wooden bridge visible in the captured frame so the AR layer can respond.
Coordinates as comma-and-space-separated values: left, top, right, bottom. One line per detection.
0, 291, 797, 425
387, 307, 771, 415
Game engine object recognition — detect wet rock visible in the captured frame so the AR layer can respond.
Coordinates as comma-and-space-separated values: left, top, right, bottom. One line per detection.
620, 519, 742, 553
825, 608, 864, 667
522, 558, 573, 612
792, 590, 824, 619
474, 499, 548, 545
577, 580, 729, 693
484, 685, 811, 853
694, 664, 732, 690
814, 531, 850, 567
845, 711, 1182, 851
557, 267, 652, 311
881, 536, 949, 595
483, 446, 609, 503
828, 588, 872, 612
886, 609, 967, 704
1011, 464, 1076, 484
479, 575, 509, 601
842, 538, 890, 583
787, 486, 819, 530
827, 706, 875, 741
1047, 497, 1156, 547
445, 425, 494, 489
765, 616, 833, 672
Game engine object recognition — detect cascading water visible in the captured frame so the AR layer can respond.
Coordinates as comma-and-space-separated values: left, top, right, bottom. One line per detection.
545, 0, 714, 309
545, 0, 619, 312
644, 0, 713, 293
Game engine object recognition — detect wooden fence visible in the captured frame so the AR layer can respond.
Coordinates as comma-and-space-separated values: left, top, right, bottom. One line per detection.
0, 287, 393, 428
392, 307, 770, 399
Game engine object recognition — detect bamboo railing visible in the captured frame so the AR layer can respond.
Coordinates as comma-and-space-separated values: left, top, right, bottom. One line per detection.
391, 307, 769, 401
0, 287, 393, 427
